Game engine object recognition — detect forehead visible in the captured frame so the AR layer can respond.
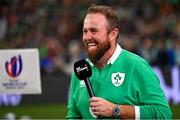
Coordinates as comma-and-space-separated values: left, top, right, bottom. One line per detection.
83, 13, 108, 29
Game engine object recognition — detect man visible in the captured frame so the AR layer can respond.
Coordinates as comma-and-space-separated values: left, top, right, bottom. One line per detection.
66, 5, 172, 119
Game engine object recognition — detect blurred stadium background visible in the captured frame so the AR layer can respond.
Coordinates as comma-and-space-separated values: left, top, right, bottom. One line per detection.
0, 0, 179, 119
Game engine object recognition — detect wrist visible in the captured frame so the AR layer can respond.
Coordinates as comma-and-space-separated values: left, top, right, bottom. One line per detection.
112, 104, 121, 118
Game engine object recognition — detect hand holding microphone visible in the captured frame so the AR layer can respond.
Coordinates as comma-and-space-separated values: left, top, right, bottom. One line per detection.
74, 59, 115, 118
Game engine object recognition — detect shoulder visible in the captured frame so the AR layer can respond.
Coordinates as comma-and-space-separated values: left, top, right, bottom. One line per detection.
121, 50, 156, 77
120, 49, 147, 65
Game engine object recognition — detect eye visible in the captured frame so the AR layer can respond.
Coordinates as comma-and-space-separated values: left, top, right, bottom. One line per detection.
91, 28, 97, 34
83, 29, 87, 34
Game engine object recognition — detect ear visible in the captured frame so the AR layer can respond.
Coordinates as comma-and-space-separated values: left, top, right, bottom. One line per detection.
109, 28, 119, 42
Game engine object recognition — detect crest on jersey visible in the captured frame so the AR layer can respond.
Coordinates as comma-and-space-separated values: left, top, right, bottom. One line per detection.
111, 72, 125, 87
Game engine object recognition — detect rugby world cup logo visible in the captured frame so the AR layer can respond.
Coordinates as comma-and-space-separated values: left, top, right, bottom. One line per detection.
5, 55, 23, 78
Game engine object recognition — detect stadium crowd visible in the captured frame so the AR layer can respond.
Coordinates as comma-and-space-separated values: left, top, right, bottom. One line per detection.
0, 0, 179, 76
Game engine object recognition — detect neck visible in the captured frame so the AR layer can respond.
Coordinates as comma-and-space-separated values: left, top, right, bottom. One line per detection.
95, 44, 116, 69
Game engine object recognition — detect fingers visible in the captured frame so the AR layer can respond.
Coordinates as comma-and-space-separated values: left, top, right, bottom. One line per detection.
91, 107, 95, 112
90, 97, 115, 117
90, 97, 103, 116
90, 97, 99, 102
91, 106, 101, 116
90, 101, 98, 107
90, 97, 99, 107
91, 107, 97, 112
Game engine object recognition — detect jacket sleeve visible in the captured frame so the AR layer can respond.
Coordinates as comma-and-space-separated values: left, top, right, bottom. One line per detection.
66, 72, 82, 119
132, 60, 172, 119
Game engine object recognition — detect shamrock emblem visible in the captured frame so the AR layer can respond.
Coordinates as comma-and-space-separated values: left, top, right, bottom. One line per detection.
114, 74, 121, 83
111, 72, 125, 87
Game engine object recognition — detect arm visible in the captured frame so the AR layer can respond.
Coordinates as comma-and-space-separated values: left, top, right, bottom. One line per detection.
66, 72, 82, 119
132, 60, 172, 119
90, 60, 172, 119
90, 97, 136, 119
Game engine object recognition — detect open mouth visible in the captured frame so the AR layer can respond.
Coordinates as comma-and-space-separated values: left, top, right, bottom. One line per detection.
86, 42, 97, 49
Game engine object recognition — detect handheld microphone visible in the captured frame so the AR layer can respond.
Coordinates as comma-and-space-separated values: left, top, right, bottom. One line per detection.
74, 59, 95, 97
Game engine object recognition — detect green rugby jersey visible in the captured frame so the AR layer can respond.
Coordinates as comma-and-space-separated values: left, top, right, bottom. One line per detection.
67, 45, 172, 119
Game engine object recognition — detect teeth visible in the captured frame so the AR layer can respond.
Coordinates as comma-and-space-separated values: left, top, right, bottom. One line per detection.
87, 43, 96, 46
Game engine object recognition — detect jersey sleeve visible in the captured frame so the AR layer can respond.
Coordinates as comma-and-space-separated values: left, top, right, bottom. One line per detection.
66, 72, 82, 119
132, 60, 172, 119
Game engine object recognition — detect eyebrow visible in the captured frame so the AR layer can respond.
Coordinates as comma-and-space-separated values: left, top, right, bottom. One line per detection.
83, 27, 98, 31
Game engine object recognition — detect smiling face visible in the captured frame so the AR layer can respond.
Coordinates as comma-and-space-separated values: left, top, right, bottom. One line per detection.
82, 13, 112, 63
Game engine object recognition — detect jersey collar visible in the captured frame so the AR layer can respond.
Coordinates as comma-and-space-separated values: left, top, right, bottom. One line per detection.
107, 44, 122, 65
88, 44, 122, 66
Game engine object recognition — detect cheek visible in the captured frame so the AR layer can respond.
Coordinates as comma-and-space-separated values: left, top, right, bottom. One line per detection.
82, 35, 85, 41
92, 34, 102, 42
82, 36, 86, 43
97, 35, 109, 44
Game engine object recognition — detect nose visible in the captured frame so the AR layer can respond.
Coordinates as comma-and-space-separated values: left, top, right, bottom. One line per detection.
83, 31, 93, 41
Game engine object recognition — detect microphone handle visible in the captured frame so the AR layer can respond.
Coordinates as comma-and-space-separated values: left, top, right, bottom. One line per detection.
84, 78, 95, 97
84, 78, 103, 119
